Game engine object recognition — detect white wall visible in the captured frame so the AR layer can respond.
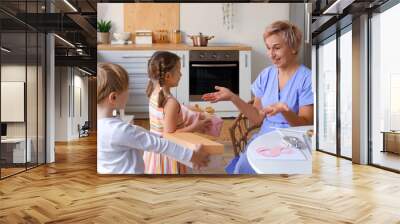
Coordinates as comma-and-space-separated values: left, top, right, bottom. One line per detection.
2, 64, 46, 164
97, 3, 124, 33
181, 3, 290, 82
98, 3, 290, 82
54, 67, 89, 141
1, 65, 26, 139
72, 73, 89, 138
1, 65, 39, 136
76, 74, 89, 123
55, 67, 68, 141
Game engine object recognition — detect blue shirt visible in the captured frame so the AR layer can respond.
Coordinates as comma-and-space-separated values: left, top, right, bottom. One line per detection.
251, 64, 314, 137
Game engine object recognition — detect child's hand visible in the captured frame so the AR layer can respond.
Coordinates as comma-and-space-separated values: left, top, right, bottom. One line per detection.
199, 112, 207, 120
190, 114, 212, 133
190, 144, 210, 169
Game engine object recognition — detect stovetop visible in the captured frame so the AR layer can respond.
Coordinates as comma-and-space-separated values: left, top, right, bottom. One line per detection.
189, 50, 239, 61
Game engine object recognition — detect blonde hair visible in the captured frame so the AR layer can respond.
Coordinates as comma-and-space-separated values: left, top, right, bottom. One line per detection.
97, 63, 129, 104
263, 21, 302, 54
146, 51, 180, 108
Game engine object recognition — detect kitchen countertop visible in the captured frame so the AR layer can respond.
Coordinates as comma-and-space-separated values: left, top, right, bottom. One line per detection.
97, 43, 252, 51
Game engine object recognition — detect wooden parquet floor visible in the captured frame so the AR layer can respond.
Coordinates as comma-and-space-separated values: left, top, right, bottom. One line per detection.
1, 134, 400, 223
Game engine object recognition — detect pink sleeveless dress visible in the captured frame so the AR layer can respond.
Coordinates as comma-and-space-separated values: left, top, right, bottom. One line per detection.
143, 93, 187, 174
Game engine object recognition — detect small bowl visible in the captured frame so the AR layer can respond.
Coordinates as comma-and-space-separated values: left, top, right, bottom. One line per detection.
113, 32, 131, 41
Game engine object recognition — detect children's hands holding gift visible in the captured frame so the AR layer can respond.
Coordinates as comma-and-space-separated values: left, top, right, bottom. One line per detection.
189, 113, 212, 133
190, 144, 210, 169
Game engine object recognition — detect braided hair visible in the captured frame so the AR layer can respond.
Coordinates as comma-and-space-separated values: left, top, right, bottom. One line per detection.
146, 51, 180, 108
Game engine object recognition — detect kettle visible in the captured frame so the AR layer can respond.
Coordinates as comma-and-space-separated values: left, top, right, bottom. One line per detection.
187, 33, 214, 47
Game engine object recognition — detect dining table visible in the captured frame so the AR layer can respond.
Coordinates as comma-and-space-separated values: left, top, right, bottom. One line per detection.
246, 126, 313, 174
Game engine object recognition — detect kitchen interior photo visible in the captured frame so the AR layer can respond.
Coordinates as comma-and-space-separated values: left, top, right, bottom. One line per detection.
97, 3, 313, 174
0, 0, 399, 222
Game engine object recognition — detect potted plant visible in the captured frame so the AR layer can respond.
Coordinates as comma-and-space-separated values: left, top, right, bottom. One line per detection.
97, 20, 112, 44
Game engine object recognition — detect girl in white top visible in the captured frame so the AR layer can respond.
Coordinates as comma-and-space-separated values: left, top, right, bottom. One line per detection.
97, 63, 210, 174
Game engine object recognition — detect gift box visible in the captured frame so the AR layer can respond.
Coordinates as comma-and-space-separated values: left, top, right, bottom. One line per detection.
164, 132, 224, 155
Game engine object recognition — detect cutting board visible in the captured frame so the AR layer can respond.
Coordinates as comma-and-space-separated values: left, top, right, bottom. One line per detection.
163, 132, 224, 155
123, 3, 180, 42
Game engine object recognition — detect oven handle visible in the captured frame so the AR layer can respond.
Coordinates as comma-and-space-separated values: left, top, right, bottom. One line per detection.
191, 64, 238, 68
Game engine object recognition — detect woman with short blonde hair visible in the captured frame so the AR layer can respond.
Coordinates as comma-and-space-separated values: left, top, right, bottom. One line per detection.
203, 20, 314, 174
264, 20, 302, 55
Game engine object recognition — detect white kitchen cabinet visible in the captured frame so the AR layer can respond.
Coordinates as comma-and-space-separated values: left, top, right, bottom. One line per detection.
239, 50, 252, 102
97, 50, 188, 118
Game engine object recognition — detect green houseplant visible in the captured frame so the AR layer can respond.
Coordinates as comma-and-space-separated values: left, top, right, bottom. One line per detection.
97, 20, 112, 44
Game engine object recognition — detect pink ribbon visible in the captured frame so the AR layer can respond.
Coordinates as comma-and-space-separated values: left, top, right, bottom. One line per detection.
256, 146, 294, 157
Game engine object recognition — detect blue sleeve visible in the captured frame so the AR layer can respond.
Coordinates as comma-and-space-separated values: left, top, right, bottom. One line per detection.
251, 68, 268, 98
299, 71, 314, 107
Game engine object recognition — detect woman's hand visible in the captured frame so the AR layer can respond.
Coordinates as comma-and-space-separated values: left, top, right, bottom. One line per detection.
190, 144, 210, 170
202, 86, 235, 103
262, 102, 289, 117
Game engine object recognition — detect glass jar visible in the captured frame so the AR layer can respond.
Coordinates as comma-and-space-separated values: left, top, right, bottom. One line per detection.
171, 30, 181, 44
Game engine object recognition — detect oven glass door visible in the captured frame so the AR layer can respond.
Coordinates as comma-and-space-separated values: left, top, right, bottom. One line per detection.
189, 61, 239, 101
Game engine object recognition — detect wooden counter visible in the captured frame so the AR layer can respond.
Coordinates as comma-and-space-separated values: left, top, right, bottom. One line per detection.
97, 43, 252, 51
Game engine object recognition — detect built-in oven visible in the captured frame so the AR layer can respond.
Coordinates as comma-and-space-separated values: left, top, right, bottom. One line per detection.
189, 50, 239, 101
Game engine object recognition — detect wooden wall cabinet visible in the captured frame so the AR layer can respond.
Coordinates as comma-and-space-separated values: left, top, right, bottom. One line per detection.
124, 3, 180, 43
